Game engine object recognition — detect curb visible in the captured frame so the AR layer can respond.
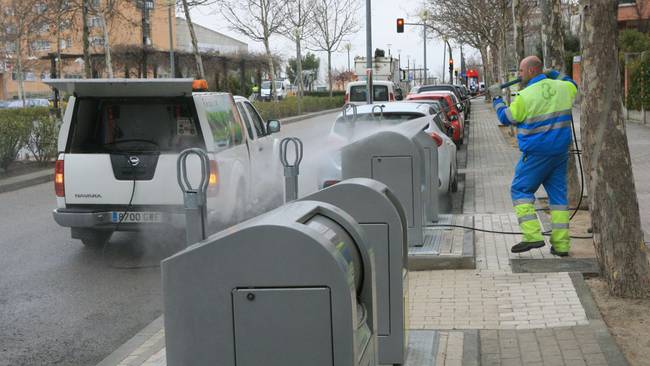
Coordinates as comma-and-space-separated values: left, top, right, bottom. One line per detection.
279, 107, 341, 125
569, 273, 630, 366
0, 171, 53, 194
96, 316, 165, 366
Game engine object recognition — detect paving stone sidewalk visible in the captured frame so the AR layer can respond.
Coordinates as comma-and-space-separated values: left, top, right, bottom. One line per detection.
99, 100, 627, 366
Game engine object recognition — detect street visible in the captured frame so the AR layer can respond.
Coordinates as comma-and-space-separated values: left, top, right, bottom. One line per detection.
0, 112, 337, 366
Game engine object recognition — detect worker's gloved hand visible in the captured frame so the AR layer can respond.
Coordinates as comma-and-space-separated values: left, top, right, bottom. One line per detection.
488, 84, 504, 98
492, 96, 505, 110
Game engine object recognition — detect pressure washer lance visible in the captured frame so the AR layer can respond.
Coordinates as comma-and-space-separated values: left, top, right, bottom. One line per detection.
279, 137, 303, 202
177, 148, 210, 246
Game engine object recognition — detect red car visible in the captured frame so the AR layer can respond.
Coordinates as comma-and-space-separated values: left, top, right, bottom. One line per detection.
406, 91, 465, 145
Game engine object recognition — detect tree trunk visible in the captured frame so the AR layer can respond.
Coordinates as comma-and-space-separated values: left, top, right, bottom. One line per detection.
16, 39, 25, 106
100, 13, 114, 78
580, 0, 650, 298
541, 0, 565, 70
512, 0, 525, 62
82, 0, 92, 78
447, 41, 453, 84
480, 44, 493, 89
541, 0, 582, 210
296, 36, 303, 115
263, 39, 277, 102
181, 0, 205, 79
327, 50, 333, 98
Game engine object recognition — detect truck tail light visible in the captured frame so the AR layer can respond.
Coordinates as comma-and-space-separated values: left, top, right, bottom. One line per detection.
389, 92, 395, 101
208, 160, 219, 196
55, 159, 65, 197
430, 132, 443, 147
344, 94, 349, 103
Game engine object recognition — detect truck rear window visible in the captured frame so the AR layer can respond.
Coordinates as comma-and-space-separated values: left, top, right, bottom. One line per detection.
349, 85, 390, 102
67, 97, 204, 153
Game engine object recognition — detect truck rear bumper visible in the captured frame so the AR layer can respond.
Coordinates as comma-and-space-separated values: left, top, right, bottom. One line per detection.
52, 208, 186, 229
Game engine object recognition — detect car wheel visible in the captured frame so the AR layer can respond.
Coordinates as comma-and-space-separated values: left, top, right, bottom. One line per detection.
80, 230, 112, 248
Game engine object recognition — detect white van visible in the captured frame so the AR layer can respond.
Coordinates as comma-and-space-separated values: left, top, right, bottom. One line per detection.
344, 80, 397, 105
260, 79, 290, 101
45, 79, 284, 247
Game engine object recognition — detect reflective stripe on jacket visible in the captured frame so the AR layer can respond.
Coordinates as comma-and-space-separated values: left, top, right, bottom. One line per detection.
494, 74, 577, 155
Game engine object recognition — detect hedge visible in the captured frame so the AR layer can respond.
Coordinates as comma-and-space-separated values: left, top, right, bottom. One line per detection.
304, 90, 345, 97
253, 95, 344, 120
0, 107, 60, 170
626, 53, 650, 110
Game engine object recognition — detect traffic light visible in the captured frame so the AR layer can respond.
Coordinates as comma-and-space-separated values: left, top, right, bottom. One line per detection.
396, 18, 404, 33
448, 59, 454, 74
454, 70, 458, 78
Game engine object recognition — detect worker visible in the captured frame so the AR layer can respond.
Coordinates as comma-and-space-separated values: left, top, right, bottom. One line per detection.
491, 56, 577, 257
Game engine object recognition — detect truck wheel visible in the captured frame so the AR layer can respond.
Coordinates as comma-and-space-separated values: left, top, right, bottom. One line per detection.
78, 230, 112, 248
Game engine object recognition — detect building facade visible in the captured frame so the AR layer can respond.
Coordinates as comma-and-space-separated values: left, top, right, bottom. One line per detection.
0, 0, 246, 100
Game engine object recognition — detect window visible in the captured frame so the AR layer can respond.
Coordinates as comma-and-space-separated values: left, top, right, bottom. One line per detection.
349, 85, 390, 102
12, 71, 36, 81
90, 36, 105, 47
59, 19, 71, 30
89, 0, 100, 8
203, 94, 244, 149
243, 102, 266, 137
236, 102, 254, 139
88, 16, 103, 28
68, 97, 203, 153
145, 0, 154, 9
31, 40, 51, 51
60, 37, 72, 49
38, 23, 49, 33
6, 42, 17, 53
34, 3, 48, 14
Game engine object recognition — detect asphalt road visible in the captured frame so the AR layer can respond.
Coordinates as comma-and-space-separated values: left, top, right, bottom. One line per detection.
0, 112, 337, 366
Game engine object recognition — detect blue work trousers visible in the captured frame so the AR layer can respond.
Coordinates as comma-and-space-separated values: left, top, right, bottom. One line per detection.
511, 152, 568, 208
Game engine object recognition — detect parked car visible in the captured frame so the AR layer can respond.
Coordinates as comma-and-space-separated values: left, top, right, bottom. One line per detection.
45, 78, 284, 247
409, 84, 470, 119
6, 98, 50, 108
317, 102, 457, 193
260, 80, 290, 101
344, 80, 397, 105
406, 91, 465, 146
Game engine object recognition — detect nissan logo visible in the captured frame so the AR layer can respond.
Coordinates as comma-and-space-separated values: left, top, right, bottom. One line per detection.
128, 156, 140, 167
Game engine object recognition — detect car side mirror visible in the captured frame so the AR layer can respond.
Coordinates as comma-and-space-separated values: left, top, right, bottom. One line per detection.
267, 120, 281, 133
457, 103, 463, 111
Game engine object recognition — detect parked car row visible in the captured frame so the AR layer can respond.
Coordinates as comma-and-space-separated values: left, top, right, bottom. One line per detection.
317, 101, 459, 195
0, 98, 51, 109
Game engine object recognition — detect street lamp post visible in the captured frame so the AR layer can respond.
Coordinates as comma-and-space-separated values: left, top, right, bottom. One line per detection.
365, 0, 372, 104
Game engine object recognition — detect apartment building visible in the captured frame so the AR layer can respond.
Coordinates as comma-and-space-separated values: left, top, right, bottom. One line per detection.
0, 0, 246, 100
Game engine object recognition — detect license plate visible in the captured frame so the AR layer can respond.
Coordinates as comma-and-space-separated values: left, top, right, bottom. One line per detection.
111, 211, 162, 223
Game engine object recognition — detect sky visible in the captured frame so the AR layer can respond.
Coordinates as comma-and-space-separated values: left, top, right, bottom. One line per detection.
188, 0, 480, 83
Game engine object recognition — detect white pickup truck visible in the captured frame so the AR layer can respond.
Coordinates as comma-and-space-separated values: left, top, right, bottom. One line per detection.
45, 79, 284, 247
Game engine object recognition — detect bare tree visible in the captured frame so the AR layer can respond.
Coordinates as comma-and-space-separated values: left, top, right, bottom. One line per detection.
512, 0, 525, 62
222, 0, 287, 99
539, 0, 582, 211
426, 0, 508, 85
179, 0, 216, 79
580, 0, 650, 298
309, 0, 359, 97
86, 0, 128, 78
281, 0, 314, 112
0, 0, 49, 103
